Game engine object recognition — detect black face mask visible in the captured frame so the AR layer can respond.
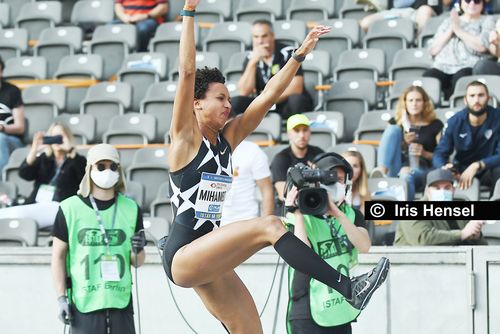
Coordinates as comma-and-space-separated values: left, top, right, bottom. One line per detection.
468, 106, 487, 117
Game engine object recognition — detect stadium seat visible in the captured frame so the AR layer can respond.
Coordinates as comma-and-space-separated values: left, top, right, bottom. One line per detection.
418, 15, 447, 48
118, 52, 168, 111
329, 143, 377, 172
124, 180, 144, 209
354, 109, 394, 141
302, 50, 331, 109
2, 147, 33, 199
286, 0, 335, 21
434, 108, 458, 125
339, 0, 376, 20
314, 19, 360, 69
34, 26, 83, 78
89, 24, 137, 80
203, 22, 252, 69
3, 0, 32, 29
369, 177, 408, 201
490, 179, 500, 201
54, 54, 103, 80
15, 1, 62, 40
334, 48, 385, 81
143, 216, 170, 243
196, 0, 232, 23
310, 128, 337, 150
262, 144, 289, 166
127, 147, 170, 209
0, 28, 28, 61
235, 0, 283, 23
54, 113, 96, 144
170, 52, 220, 81
363, 18, 415, 66
0, 180, 17, 207
247, 112, 282, 143
454, 178, 480, 201
272, 20, 306, 48
0, 218, 38, 246
70, 0, 115, 33
149, 22, 200, 68
449, 75, 500, 108
389, 48, 433, 81
0, 3, 10, 28
4, 57, 47, 80
102, 113, 156, 145
150, 197, 174, 226
80, 82, 132, 139
22, 84, 66, 142
325, 79, 377, 141
387, 77, 442, 108
482, 221, 500, 245
140, 81, 177, 143
303, 110, 344, 141
224, 51, 250, 82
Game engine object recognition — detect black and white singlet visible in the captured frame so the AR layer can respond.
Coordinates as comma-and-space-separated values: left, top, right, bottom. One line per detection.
163, 134, 233, 282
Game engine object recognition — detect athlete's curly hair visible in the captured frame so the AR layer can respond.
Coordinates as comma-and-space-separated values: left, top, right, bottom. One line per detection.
194, 67, 226, 99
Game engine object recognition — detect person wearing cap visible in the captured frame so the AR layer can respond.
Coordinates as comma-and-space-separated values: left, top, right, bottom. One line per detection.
51, 144, 146, 334
284, 152, 379, 334
432, 80, 500, 194
394, 168, 487, 246
231, 19, 313, 118
271, 114, 324, 202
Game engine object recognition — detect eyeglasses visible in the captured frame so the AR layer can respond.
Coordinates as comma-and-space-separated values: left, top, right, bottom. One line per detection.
95, 162, 119, 172
464, 0, 482, 4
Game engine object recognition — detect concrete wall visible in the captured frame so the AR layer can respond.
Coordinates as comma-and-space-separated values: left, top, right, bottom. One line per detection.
0, 246, 497, 334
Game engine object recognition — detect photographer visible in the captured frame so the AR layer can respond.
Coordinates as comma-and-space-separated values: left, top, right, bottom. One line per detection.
284, 153, 374, 334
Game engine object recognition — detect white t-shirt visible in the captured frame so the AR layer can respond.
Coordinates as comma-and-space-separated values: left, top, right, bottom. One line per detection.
221, 141, 271, 225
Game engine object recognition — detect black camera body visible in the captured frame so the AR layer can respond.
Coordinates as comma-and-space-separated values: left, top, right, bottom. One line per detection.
287, 163, 337, 216
43, 135, 63, 145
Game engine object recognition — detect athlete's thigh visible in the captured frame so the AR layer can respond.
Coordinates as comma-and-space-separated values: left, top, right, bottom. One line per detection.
194, 270, 263, 334
172, 216, 285, 287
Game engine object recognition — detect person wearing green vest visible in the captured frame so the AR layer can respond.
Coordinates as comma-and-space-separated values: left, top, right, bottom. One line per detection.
284, 152, 374, 334
51, 144, 146, 334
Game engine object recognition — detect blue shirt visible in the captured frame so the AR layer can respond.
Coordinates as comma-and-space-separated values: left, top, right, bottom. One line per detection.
433, 106, 500, 172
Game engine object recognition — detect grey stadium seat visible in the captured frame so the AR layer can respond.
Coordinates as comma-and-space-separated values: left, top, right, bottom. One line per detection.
170, 52, 220, 81
118, 52, 168, 111
449, 75, 500, 109
0, 3, 10, 28
2, 147, 34, 199
418, 15, 447, 48
0, 218, 38, 246
143, 216, 170, 243
149, 22, 200, 67
329, 143, 377, 172
339, 0, 377, 21
15, 1, 62, 40
196, 0, 232, 23
150, 197, 174, 227
273, 20, 307, 48
224, 51, 250, 82
286, 0, 335, 21
354, 109, 394, 142
310, 128, 336, 151
203, 22, 252, 69
454, 178, 480, 201
262, 144, 289, 166
3, 57, 47, 80
315, 19, 360, 69
54, 54, 103, 80
70, 0, 115, 32
302, 50, 331, 110
140, 81, 177, 143
80, 82, 132, 139
102, 113, 156, 145
54, 113, 96, 144
0, 180, 18, 206
235, 0, 283, 23
124, 180, 144, 209
0, 28, 28, 61
247, 113, 282, 143
389, 48, 432, 81
387, 77, 441, 109
434, 108, 458, 125
334, 48, 385, 82
303, 111, 344, 141
89, 24, 137, 80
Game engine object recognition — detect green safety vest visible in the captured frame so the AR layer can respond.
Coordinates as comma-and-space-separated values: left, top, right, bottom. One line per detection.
61, 194, 138, 313
286, 205, 361, 328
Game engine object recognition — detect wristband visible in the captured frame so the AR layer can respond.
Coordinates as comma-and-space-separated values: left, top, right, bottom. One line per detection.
291, 50, 306, 63
180, 9, 195, 17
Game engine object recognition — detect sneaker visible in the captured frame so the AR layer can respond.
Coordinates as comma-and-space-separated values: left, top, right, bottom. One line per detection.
348, 257, 390, 310
370, 167, 387, 179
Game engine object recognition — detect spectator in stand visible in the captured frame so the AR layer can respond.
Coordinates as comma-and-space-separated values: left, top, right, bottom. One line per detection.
473, 18, 500, 75
232, 19, 313, 118
271, 114, 324, 203
423, 0, 494, 99
433, 80, 500, 193
373, 86, 443, 200
359, 0, 443, 34
114, 0, 169, 52
0, 122, 86, 228
342, 150, 371, 214
394, 168, 487, 245
221, 139, 274, 225
0, 56, 25, 173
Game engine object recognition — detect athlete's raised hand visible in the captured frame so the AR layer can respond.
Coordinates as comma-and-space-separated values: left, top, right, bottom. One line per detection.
184, 0, 200, 9
294, 25, 331, 57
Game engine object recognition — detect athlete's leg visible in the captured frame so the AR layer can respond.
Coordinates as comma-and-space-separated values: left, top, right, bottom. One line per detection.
194, 270, 263, 334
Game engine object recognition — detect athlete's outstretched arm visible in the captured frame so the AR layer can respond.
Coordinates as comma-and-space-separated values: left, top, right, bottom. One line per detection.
224, 25, 331, 148
169, 0, 199, 143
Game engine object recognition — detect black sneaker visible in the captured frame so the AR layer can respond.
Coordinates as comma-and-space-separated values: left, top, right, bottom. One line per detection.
348, 257, 390, 310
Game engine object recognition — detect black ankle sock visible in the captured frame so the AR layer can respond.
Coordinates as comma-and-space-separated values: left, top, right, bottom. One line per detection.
274, 231, 351, 299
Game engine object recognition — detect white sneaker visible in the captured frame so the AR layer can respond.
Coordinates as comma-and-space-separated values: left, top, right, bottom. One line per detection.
370, 167, 387, 179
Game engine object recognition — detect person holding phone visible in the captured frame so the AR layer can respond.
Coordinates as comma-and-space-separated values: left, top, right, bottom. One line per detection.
0, 122, 86, 228
373, 86, 443, 200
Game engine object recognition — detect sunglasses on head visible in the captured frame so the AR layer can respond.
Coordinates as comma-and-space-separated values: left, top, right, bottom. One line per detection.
96, 162, 119, 172
464, 0, 482, 4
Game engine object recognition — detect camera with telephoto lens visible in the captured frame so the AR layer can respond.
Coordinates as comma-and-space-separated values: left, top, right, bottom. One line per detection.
286, 163, 338, 216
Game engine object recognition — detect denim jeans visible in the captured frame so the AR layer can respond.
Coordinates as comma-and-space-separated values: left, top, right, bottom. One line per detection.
0, 133, 23, 176
377, 125, 426, 200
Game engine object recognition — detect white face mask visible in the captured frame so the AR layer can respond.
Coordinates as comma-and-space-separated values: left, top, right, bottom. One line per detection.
321, 183, 347, 205
430, 189, 453, 201
90, 169, 120, 190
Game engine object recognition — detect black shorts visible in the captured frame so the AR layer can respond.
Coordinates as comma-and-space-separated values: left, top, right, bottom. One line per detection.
288, 319, 352, 334
162, 222, 206, 284
70, 299, 135, 334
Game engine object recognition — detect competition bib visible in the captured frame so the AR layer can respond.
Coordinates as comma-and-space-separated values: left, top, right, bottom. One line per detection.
195, 172, 232, 220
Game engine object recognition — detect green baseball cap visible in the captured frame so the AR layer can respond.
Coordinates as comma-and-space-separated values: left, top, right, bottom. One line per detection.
286, 114, 310, 131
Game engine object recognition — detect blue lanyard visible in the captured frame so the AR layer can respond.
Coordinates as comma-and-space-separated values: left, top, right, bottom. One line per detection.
49, 158, 66, 185
89, 195, 118, 252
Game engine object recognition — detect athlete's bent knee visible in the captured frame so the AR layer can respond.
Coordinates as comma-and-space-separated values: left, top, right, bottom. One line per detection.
261, 215, 286, 240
